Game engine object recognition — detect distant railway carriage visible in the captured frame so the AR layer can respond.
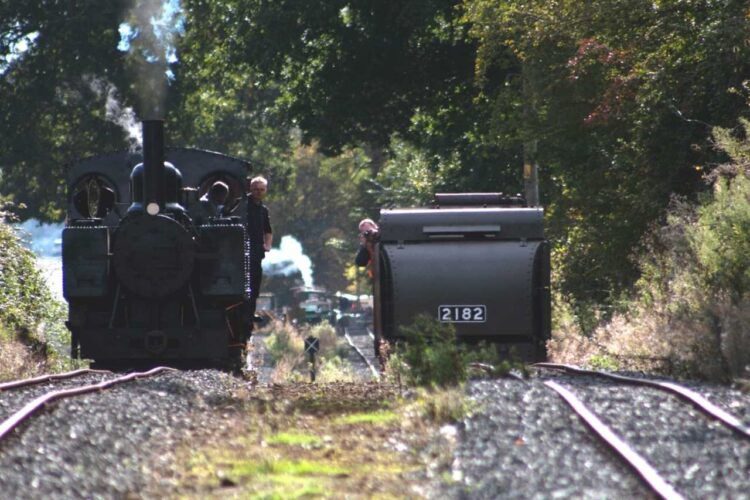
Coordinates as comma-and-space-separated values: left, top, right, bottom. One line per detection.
255, 292, 276, 313
63, 120, 253, 370
289, 286, 335, 325
372, 193, 551, 361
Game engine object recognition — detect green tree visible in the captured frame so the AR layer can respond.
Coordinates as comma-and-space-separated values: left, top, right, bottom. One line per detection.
168, 0, 294, 181
203, 0, 478, 155
268, 142, 372, 292
463, 0, 750, 306
0, 1, 134, 220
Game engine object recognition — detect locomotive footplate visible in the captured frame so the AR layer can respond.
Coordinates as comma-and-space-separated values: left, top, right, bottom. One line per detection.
74, 327, 233, 362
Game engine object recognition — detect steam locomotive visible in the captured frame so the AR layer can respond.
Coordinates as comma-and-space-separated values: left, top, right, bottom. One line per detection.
372, 192, 551, 361
62, 120, 252, 370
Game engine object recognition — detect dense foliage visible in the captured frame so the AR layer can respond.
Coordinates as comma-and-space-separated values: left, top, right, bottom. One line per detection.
0, 1, 135, 220
551, 117, 750, 380
2, 0, 750, 319
0, 212, 71, 378
464, 0, 750, 307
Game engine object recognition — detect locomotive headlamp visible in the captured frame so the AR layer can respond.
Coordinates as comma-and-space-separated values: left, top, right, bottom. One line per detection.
146, 202, 160, 215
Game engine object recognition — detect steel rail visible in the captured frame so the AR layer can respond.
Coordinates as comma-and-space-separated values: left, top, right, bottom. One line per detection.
0, 369, 111, 391
545, 380, 684, 500
534, 362, 750, 440
0, 366, 176, 441
344, 328, 380, 381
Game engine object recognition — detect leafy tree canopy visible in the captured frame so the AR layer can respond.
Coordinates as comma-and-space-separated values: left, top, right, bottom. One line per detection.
202, 0, 479, 154
0, 0, 134, 220
464, 0, 750, 303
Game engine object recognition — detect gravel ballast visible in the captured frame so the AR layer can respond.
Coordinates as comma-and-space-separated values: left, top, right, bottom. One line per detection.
0, 370, 246, 499
2, 362, 749, 498
453, 373, 750, 499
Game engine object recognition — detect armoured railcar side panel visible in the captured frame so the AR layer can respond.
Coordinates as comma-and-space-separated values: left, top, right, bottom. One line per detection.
374, 196, 551, 360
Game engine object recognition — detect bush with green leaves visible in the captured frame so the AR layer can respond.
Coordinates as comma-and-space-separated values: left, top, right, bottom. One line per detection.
386, 315, 525, 387
0, 220, 52, 333
0, 214, 72, 375
689, 173, 750, 300
393, 315, 468, 387
266, 321, 304, 363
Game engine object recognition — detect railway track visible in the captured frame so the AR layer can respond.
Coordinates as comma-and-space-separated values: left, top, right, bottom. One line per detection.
531, 364, 750, 499
535, 363, 750, 439
343, 321, 380, 381
0, 368, 246, 499
0, 368, 109, 391
0, 367, 175, 442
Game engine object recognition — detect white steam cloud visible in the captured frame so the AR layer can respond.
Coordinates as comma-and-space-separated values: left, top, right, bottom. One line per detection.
263, 235, 314, 287
119, 0, 184, 118
85, 75, 142, 150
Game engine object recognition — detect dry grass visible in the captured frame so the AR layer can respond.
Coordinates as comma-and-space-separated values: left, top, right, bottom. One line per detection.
0, 330, 49, 381
549, 288, 750, 381
264, 320, 305, 382
264, 320, 358, 383
549, 170, 750, 382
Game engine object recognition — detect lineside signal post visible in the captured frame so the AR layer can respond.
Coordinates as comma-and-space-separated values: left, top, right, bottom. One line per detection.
304, 336, 320, 382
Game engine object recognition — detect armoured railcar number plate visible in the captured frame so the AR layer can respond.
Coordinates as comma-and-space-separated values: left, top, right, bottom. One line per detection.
438, 305, 486, 323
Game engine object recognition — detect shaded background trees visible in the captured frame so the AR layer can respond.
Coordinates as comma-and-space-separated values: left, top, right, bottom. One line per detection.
2, 0, 750, 312
0, 1, 133, 220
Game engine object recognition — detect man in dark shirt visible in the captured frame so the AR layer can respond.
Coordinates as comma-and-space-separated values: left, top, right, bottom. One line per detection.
246, 176, 273, 331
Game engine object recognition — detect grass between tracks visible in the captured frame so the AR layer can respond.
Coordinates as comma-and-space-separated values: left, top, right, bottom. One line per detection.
165, 382, 461, 499
160, 319, 481, 498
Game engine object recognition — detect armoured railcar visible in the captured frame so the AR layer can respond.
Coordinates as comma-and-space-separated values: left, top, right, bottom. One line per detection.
373, 193, 551, 361
63, 120, 252, 370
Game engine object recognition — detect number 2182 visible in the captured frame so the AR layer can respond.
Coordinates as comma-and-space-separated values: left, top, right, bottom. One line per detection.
438, 305, 486, 323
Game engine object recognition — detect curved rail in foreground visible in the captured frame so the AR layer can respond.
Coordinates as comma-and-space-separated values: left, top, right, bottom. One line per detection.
534, 362, 750, 440
0, 369, 111, 391
0, 366, 176, 441
544, 380, 684, 500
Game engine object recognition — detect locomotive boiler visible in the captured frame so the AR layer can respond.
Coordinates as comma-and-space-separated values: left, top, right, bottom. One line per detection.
372, 193, 551, 361
62, 120, 252, 370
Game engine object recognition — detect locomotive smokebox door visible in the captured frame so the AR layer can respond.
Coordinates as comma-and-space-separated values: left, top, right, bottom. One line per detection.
112, 214, 195, 299
375, 193, 551, 360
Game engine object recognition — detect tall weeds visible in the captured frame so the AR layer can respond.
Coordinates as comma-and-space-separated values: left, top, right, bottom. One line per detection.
551, 122, 750, 381
265, 320, 356, 382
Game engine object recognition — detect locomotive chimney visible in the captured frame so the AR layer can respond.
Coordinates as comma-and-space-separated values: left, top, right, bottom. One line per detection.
142, 119, 165, 215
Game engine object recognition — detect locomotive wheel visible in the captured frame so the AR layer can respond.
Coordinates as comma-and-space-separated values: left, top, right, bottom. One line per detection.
112, 214, 195, 298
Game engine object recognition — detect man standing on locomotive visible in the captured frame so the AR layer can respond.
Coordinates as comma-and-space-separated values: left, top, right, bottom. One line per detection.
246, 176, 273, 333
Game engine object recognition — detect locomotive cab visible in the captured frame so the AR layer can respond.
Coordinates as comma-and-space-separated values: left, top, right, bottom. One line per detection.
374, 193, 551, 361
